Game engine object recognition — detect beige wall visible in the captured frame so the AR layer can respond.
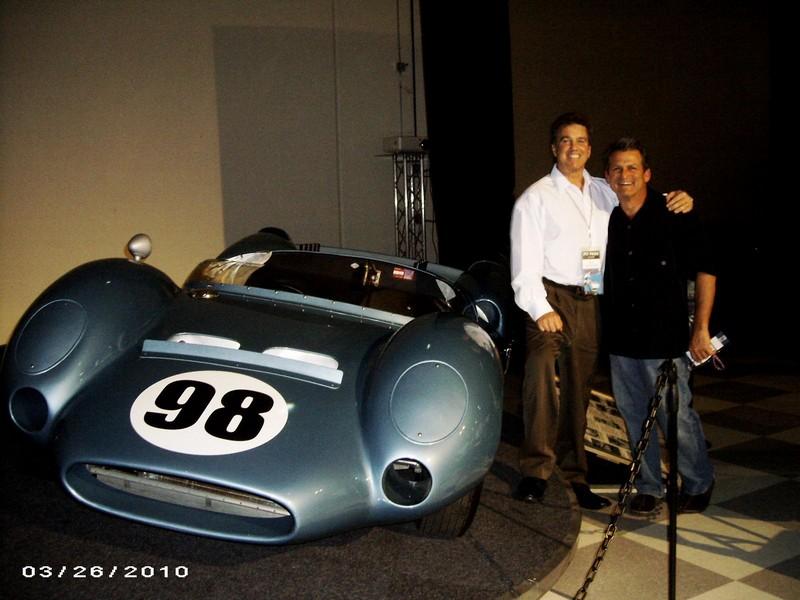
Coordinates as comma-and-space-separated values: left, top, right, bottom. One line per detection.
0, 1, 424, 343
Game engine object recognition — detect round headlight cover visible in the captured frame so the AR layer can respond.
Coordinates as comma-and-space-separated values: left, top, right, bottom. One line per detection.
390, 361, 467, 443
15, 299, 87, 374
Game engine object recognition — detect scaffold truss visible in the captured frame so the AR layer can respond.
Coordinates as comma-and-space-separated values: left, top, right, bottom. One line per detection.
391, 150, 429, 260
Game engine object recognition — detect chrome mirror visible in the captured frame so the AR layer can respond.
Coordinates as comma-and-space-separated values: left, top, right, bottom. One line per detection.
127, 233, 152, 262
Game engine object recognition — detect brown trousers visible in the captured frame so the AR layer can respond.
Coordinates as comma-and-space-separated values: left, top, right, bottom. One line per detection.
519, 281, 599, 484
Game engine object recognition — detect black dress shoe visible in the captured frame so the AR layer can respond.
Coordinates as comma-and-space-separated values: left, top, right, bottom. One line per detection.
514, 477, 547, 503
629, 493, 661, 515
571, 483, 611, 510
679, 479, 714, 514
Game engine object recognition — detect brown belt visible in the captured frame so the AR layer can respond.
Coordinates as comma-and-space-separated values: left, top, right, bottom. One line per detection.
543, 277, 593, 298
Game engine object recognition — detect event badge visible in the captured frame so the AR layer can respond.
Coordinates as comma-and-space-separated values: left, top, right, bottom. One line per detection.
581, 248, 602, 294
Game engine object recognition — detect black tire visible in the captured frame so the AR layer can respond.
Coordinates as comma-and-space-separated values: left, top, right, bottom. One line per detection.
417, 482, 483, 538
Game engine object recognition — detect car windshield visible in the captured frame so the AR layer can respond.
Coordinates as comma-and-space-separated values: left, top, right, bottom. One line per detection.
245, 253, 453, 318
189, 251, 457, 319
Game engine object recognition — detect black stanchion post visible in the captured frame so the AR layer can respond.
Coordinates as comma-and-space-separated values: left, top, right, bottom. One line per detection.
574, 363, 674, 600
663, 359, 679, 600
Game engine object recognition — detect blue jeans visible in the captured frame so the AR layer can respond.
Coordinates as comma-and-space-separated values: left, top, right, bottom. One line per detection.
609, 355, 714, 497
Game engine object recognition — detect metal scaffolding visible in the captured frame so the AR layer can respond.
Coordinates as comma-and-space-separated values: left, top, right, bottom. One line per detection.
391, 149, 430, 261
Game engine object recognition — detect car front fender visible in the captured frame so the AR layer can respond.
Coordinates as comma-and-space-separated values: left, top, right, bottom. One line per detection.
360, 312, 503, 520
2, 258, 178, 445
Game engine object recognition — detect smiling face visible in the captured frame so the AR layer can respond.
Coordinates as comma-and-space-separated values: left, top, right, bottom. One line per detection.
551, 123, 591, 178
605, 149, 651, 205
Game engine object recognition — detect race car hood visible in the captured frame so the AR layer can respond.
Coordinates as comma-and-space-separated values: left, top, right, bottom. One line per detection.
54, 290, 398, 543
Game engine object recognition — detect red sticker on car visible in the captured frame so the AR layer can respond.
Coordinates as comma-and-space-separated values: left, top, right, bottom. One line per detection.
392, 266, 416, 281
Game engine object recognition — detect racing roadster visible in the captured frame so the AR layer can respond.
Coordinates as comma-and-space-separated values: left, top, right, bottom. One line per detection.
2, 229, 512, 544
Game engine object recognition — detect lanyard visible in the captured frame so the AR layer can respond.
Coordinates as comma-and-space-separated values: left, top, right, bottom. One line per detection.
568, 184, 594, 246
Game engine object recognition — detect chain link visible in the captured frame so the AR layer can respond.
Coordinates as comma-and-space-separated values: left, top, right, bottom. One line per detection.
573, 361, 676, 600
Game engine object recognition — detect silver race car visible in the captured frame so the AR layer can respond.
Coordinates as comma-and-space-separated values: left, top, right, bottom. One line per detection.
2, 229, 512, 544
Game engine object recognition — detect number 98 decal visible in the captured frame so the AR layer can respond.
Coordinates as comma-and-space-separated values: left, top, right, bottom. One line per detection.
130, 371, 289, 455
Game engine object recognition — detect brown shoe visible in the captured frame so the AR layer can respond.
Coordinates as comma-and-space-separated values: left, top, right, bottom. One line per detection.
629, 493, 661, 515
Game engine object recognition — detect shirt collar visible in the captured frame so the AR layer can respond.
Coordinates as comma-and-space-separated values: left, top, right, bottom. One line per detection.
613, 187, 660, 222
551, 164, 593, 194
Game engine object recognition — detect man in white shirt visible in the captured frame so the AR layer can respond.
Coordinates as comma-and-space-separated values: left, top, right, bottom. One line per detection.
509, 112, 693, 509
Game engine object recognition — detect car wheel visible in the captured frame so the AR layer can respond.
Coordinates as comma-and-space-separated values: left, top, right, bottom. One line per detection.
417, 482, 483, 538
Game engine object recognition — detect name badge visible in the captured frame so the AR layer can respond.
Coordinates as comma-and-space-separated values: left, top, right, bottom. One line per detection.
581, 248, 602, 294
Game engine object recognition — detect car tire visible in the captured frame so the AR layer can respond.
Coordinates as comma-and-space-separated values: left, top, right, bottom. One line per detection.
417, 482, 483, 538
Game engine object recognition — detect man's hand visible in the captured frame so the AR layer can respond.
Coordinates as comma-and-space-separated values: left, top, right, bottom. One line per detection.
690, 273, 717, 364
536, 311, 563, 333
689, 327, 715, 364
665, 190, 694, 213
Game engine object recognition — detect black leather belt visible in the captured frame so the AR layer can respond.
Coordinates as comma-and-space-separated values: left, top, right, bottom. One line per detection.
543, 277, 592, 298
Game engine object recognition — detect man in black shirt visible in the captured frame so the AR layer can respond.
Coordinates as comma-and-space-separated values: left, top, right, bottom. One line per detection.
602, 138, 716, 515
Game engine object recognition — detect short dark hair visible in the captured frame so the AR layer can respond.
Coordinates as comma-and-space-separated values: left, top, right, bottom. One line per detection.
603, 137, 650, 171
549, 112, 592, 147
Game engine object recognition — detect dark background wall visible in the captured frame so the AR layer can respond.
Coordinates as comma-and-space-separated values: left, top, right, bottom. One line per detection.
419, 1, 516, 268
421, 1, 783, 358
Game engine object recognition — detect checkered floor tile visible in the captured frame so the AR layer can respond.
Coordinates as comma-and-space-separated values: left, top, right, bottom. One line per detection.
535, 357, 800, 600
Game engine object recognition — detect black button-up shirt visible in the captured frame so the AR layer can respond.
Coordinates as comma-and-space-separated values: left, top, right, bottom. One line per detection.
602, 188, 716, 358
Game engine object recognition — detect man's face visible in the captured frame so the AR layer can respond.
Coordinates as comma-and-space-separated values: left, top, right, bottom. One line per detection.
551, 124, 591, 174
605, 150, 651, 202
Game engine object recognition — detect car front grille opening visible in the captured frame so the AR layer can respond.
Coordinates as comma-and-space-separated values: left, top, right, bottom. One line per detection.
86, 464, 289, 519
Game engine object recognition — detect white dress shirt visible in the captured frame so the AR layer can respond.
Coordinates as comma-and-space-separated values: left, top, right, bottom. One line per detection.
510, 165, 618, 320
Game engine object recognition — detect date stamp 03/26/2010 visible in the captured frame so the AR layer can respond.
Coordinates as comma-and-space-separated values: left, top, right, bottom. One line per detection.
21, 565, 189, 579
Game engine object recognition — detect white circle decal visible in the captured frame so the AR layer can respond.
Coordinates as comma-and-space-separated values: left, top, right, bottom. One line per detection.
130, 370, 289, 455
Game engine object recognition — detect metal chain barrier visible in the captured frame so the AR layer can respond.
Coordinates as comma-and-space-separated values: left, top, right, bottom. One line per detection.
573, 361, 677, 600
